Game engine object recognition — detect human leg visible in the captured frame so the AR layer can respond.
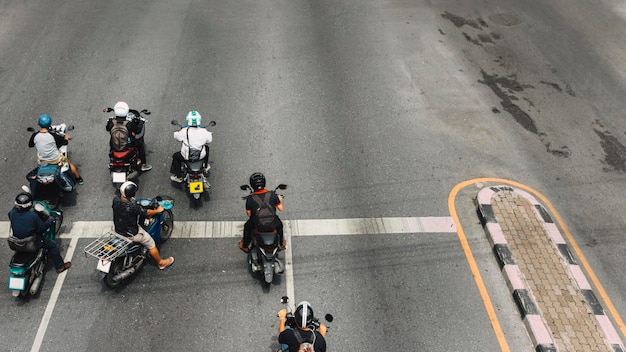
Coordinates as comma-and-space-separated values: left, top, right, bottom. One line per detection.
41, 238, 71, 273
170, 152, 184, 181
239, 219, 254, 252
130, 228, 174, 269
276, 217, 285, 248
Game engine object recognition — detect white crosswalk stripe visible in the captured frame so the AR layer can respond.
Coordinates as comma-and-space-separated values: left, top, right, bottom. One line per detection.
0, 217, 456, 239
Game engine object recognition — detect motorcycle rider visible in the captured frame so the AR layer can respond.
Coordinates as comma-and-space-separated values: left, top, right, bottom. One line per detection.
28, 113, 83, 184
7, 191, 71, 274
238, 172, 285, 253
169, 110, 213, 183
105, 101, 152, 172
277, 301, 327, 352
112, 181, 174, 270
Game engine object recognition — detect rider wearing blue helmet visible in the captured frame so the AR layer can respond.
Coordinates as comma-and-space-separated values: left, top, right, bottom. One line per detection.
28, 114, 83, 184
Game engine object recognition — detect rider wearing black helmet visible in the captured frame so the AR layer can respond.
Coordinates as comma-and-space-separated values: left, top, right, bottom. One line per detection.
277, 301, 327, 352
238, 172, 285, 252
112, 181, 174, 269
7, 191, 71, 273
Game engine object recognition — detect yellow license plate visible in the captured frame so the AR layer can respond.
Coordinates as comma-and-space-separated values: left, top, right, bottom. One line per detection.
189, 181, 203, 193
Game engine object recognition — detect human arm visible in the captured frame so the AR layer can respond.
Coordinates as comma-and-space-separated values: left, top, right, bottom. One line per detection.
318, 323, 327, 337
105, 118, 114, 132
146, 205, 164, 217
28, 132, 37, 148
277, 309, 287, 333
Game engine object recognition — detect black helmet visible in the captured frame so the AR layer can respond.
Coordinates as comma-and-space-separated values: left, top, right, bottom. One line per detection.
120, 181, 138, 199
294, 301, 314, 328
15, 192, 33, 210
249, 172, 266, 191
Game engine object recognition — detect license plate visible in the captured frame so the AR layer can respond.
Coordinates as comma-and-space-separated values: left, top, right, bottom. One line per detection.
112, 172, 126, 183
97, 259, 111, 273
8, 276, 26, 291
189, 181, 203, 193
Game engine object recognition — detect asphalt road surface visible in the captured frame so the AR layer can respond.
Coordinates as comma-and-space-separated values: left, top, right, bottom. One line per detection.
2, 0, 626, 351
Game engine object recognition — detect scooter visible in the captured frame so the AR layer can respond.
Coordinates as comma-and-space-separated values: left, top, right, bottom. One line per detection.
26, 124, 76, 208
170, 119, 216, 207
278, 297, 333, 352
83, 196, 174, 289
8, 188, 63, 299
103, 107, 151, 190
240, 183, 288, 286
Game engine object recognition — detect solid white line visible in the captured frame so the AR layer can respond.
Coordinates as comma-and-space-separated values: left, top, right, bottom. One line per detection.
0, 217, 456, 239
284, 230, 295, 307
30, 236, 79, 352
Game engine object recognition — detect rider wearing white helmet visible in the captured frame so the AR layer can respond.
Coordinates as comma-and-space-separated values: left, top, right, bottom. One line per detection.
169, 110, 213, 182
106, 101, 152, 172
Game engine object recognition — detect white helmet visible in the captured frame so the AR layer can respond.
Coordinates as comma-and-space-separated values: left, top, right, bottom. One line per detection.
114, 101, 130, 118
186, 111, 202, 127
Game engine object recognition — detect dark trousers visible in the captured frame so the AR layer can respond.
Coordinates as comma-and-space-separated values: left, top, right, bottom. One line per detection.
42, 238, 64, 269
170, 151, 208, 177
132, 139, 147, 164
242, 217, 284, 247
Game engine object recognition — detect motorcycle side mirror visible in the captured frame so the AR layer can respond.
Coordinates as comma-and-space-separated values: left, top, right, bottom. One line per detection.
21, 185, 31, 194
277, 184, 288, 190
156, 196, 163, 202
208, 120, 216, 127
104, 107, 114, 113
240, 185, 251, 191
325, 314, 334, 323
67, 125, 75, 131
171, 119, 180, 126
27, 127, 36, 132
281, 296, 289, 304
141, 109, 151, 115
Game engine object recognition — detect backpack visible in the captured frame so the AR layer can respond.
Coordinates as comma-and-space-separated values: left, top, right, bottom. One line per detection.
293, 329, 316, 352
250, 193, 277, 232
110, 120, 130, 152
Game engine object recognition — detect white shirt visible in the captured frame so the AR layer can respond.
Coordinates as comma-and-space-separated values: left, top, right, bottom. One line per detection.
174, 126, 212, 160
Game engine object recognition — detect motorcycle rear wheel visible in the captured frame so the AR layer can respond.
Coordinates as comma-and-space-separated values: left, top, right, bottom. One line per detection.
103, 258, 125, 289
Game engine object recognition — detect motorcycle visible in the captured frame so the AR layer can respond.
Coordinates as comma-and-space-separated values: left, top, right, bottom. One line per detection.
8, 187, 63, 299
83, 196, 174, 289
240, 183, 288, 286
26, 124, 76, 208
170, 119, 216, 207
278, 297, 333, 351
103, 107, 151, 190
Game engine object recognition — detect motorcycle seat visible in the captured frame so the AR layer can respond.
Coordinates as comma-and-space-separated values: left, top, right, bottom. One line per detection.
10, 250, 42, 267
184, 159, 204, 171
111, 148, 136, 160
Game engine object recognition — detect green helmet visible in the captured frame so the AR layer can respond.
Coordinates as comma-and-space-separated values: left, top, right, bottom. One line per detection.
186, 111, 202, 127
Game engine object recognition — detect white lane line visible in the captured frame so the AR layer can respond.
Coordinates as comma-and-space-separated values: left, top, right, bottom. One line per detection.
30, 236, 79, 352
0, 217, 456, 239
284, 230, 295, 306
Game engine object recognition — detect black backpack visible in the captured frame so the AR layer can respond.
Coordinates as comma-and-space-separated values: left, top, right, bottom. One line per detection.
110, 120, 130, 151
250, 193, 277, 232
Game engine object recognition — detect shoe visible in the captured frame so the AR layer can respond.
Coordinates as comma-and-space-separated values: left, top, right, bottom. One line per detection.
280, 240, 287, 250
158, 257, 174, 270
76, 177, 84, 185
140, 164, 153, 172
56, 262, 72, 274
170, 175, 183, 183
238, 241, 250, 253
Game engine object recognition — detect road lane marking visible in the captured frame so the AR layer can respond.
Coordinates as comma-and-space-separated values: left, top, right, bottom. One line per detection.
0, 217, 457, 239
30, 236, 79, 352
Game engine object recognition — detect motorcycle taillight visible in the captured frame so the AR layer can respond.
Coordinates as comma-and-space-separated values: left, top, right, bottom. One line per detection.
112, 161, 126, 167
192, 174, 200, 180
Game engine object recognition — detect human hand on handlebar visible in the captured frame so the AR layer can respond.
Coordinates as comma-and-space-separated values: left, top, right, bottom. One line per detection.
64, 134, 71, 141
277, 309, 287, 319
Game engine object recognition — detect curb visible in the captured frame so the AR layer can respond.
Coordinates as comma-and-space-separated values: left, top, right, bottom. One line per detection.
476, 185, 625, 352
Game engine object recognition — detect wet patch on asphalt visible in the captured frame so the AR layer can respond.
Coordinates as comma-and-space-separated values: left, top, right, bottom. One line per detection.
441, 12, 574, 159
592, 120, 626, 172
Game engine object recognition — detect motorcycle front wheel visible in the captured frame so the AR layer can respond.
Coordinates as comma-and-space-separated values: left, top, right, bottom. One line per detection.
159, 210, 174, 242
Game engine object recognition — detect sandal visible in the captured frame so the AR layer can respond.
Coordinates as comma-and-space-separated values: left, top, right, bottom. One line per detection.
158, 257, 174, 270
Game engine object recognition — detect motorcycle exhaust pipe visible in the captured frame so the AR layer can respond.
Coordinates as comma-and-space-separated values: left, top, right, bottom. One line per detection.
127, 170, 140, 181
111, 259, 144, 282
30, 275, 42, 295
